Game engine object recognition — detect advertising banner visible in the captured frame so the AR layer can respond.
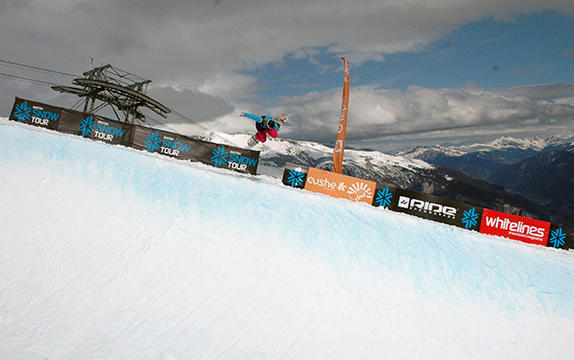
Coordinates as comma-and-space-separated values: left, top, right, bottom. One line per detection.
130, 125, 259, 175
199, 142, 260, 175
78, 115, 132, 145
392, 188, 483, 231
546, 224, 572, 249
371, 185, 400, 209
57, 111, 132, 145
480, 209, 551, 246
131, 126, 192, 159
281, 164, 570, 250
282, 163, 309, 188
9, 97, 259, 175
304, 167, 376, 204
9, 97, 62, 130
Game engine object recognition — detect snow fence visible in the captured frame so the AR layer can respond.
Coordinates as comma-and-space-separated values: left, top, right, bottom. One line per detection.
9, 97, 260, 175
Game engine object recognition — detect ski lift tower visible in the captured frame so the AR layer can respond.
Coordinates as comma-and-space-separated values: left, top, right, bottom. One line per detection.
52, 64, 170, 123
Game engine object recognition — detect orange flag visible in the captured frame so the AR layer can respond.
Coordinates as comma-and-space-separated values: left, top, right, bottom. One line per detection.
333, 57, 350, 173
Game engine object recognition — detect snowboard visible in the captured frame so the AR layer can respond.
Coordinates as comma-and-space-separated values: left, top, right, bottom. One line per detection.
248, 134, 259, 146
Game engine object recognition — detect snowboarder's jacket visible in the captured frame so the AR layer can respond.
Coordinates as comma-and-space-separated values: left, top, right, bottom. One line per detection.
241, 112, 287, 145
241, 112, 281, 132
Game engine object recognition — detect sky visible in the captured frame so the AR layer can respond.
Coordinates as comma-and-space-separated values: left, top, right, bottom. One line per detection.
1, 0, 573, 151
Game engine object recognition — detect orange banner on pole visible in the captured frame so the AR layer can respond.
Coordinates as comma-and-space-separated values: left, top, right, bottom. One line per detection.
333, 57, 350, 174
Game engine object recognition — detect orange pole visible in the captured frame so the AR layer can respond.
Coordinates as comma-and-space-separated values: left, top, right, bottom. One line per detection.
333, 57, 350, 173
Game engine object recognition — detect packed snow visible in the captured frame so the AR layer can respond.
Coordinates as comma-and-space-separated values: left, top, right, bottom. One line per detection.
1, 119, 574, 359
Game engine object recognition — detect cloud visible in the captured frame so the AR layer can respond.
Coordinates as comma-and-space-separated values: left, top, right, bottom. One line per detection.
197, 72, 260, 101
265, 83, 574, 146
149, 86, 234, 124
498, 83, 574, 100
3, 1, 573, 84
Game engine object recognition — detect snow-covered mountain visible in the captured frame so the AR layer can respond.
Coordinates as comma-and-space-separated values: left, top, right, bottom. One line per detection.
400, 135, 573, 160
397, 134, 574, 180
203, 131, 571, 228
393, 134, 574, 227
489, 146, 574, 217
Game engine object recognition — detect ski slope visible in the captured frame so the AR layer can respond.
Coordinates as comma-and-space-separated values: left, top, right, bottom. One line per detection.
1, 119, 573, 360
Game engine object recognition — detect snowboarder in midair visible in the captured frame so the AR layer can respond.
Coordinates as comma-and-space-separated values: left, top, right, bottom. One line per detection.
240, 112, 288, 146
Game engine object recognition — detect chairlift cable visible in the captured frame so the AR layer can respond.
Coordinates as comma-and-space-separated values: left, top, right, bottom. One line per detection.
69, 97, 85, 111
0, 57, 79, 77
0, 71, 63, 86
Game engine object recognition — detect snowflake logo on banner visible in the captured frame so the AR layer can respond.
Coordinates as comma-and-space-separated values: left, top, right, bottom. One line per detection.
374, 187, 393, 208
287, 170, 305, 187
79, 115, 95, 137
548, 228, 567, 248
461, 208, 479, 229
144, 131, 162, 152
211, 145, 228, 168
14, 101, 32, 122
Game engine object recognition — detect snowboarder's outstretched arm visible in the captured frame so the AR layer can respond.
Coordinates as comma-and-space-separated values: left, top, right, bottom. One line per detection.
241, 112, 263, 123
241, 112, 281, 131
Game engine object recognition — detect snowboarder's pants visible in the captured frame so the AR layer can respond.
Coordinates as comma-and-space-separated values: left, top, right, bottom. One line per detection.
255, 128, 278, 143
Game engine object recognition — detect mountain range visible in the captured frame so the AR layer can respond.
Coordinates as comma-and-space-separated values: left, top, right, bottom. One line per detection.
398, 135, 573, 228
398, 135, 573, 178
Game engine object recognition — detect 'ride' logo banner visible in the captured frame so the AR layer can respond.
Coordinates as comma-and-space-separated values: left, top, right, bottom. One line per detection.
392, 188, 483, 231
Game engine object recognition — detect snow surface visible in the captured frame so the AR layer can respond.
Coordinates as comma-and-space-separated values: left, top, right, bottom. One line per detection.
1, 119, 574, 359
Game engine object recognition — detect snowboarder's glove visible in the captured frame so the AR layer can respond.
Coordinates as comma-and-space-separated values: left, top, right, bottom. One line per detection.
268, 120, 275, 129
